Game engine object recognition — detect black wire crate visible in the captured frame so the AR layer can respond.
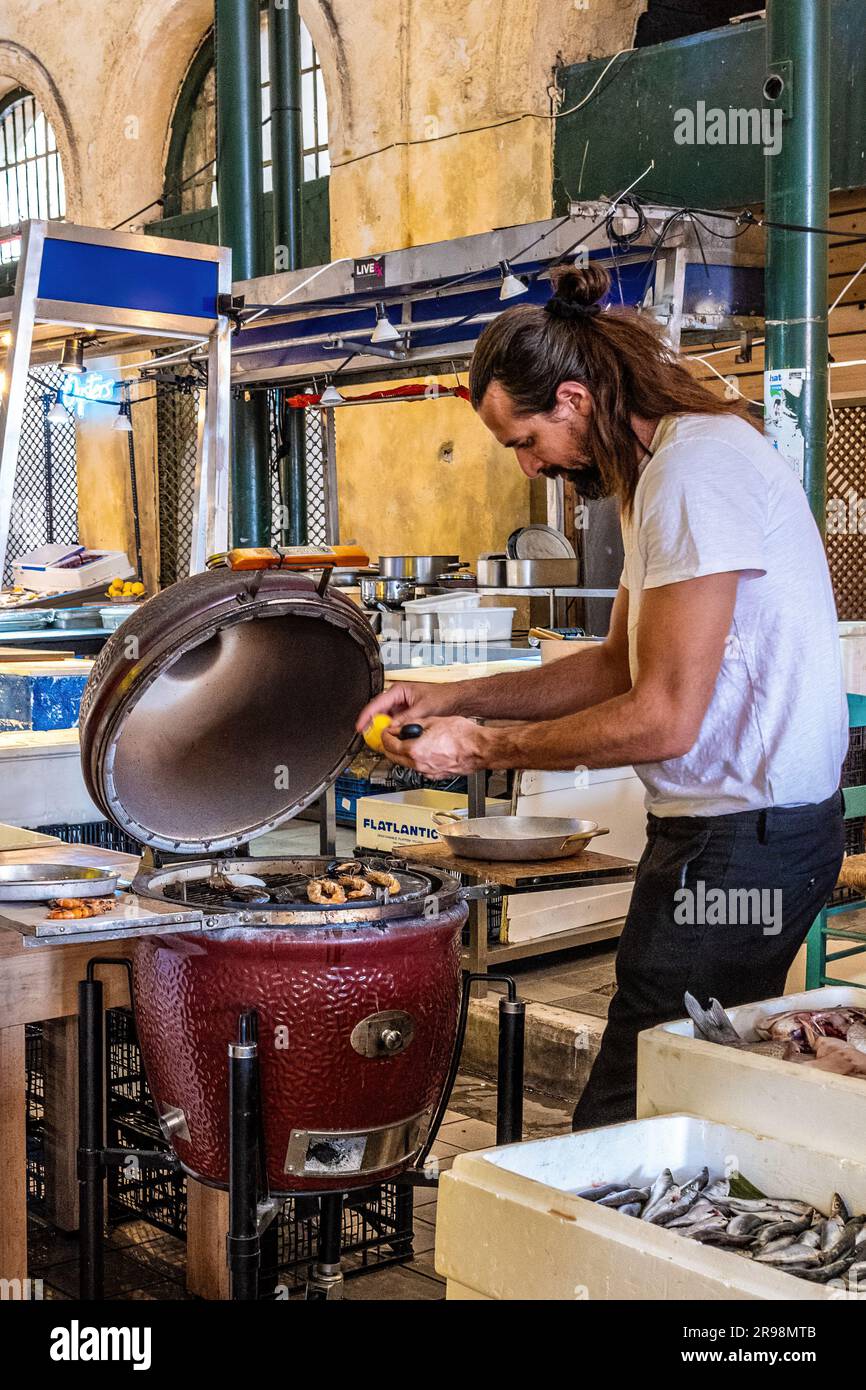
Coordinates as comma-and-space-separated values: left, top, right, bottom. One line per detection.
32, 819, 144, 856
25, 1025, 46, 1211
842, 723, 866, 789
108, 1112, 188, 1239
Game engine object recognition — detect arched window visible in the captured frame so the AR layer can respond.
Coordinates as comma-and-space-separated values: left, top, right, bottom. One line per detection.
166, 14, 328, 219
0, 88, 66, 264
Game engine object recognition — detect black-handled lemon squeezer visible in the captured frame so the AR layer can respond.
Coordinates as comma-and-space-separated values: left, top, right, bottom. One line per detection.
398, 725, 425, 740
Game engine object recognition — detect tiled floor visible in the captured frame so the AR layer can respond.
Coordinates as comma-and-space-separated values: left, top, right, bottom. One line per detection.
28, 1074, 573, 1303
485, 939, 618, 1019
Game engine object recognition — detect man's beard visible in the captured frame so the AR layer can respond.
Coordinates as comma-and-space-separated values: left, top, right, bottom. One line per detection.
540, 461, 610, 499
538, 420, 611, 499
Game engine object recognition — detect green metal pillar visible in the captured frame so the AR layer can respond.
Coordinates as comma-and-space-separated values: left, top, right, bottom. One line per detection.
764, 0, 831, 530
215, 0, 272, 548
269, 0, 307, 545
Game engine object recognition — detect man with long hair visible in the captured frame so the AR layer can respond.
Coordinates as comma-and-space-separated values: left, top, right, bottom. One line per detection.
357, 264, 847, 1129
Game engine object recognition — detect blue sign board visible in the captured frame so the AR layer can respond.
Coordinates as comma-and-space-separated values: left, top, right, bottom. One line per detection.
38, 239, 220, 319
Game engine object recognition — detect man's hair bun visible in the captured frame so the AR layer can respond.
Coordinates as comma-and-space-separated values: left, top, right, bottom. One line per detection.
546, 263, 610, 319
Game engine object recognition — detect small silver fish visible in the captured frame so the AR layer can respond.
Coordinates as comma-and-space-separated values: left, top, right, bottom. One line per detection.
596, 1186, 650, 1209
644, 1173, 707, 1227
753, 1212, 814, 1249
640, 1168, 674, 1221
754, 1242, 822, 1267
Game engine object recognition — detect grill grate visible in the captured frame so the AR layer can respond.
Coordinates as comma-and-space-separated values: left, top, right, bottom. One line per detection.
4, 366, 78, 584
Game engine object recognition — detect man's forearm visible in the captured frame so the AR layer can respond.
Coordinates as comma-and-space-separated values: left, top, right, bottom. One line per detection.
478, 686, 695, 771
430, 645, 631, 722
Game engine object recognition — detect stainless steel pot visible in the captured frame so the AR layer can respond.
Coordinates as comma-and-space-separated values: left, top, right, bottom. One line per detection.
505, 559, 580, 587
477, 556, 508, 587
377, 555, 461, 585
360, 575, 418, 609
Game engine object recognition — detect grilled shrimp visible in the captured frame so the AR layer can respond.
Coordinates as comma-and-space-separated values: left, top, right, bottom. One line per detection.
307, 878, 346, 904
364, 869, 402, 895
338, 875, 374, 900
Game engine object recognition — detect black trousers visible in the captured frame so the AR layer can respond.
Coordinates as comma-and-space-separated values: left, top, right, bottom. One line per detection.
572, 790, 845, 1131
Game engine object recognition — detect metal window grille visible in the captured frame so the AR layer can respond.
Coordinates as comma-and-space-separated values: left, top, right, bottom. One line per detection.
156, 386, 200, 588
826, 406, 866, 620
0, 90, 66, 265
270, 404, 332, 547
179, 16, 328, 215
3, 366, 78, 584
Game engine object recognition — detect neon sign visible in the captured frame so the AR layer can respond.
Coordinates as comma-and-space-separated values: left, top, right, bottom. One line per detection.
61, 371, 119, 417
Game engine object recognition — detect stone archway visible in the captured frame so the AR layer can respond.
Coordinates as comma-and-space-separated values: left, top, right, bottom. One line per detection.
0, 41, 82, 222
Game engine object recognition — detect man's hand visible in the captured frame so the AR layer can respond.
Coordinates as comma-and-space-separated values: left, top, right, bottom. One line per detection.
380, 717, 489, 777
356, 682, 454, 737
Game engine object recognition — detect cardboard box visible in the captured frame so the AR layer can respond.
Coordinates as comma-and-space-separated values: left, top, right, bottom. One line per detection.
356, 789, 506, 852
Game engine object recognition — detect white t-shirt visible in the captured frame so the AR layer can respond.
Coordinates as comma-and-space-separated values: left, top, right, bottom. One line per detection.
621, 413, 848, 817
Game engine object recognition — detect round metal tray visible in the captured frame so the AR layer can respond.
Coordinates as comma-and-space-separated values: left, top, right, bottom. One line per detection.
0, 863, 120, 901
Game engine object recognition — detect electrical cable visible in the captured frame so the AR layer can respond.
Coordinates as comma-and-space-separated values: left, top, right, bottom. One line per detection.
330, 49, 635, 172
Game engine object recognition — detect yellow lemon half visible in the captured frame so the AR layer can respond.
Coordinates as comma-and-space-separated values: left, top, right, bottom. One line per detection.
363, 714, 392, 753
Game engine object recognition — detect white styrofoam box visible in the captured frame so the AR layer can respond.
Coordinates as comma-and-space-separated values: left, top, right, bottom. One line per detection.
13, 548, 134, 593
503, 881, 632, 942
437, 1114, 866, 1301
638, 986, 866, 1165
0, 729, 100, 826
518, 764, 647, 863
356, 789, 507, 851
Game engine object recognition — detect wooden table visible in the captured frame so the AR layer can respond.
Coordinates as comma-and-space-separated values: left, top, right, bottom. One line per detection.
401, 842, 636, 994
0, 841, 227, 1299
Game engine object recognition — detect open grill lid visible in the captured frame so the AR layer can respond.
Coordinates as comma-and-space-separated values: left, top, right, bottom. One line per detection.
79, 569, 384, 855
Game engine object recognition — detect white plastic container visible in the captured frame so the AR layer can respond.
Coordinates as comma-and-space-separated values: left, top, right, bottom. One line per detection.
437, 607, 516, 642
13, 547, 134, 593
638, 986, 866, 1165
839, 623, 866, 695
436, 1114, 866, 1300
402, 592, 482, 612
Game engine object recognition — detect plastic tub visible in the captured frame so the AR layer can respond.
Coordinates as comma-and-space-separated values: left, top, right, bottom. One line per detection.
438, 608, 515, 642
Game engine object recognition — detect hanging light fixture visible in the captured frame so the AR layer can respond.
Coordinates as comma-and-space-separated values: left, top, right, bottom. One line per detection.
371, 302, 401, 345
499, 260, 529, 302
59, 336, 85, 374
46, 391, 71, 425
320, 380, 345, 406
113, 400, 133, 433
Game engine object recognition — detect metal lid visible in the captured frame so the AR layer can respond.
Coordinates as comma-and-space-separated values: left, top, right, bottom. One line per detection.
79, 569, 384, 855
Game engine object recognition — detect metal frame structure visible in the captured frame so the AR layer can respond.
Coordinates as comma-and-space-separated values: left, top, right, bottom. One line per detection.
0, 221, 232, 578
228, 201, 763, 391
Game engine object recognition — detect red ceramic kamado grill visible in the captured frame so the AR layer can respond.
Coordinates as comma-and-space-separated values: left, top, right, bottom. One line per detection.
77, 554, 477, 1299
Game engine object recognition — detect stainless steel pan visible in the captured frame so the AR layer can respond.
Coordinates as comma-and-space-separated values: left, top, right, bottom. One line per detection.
377, 555, 462, 584
0, 863, 121, 901
432, 813, 609, 862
